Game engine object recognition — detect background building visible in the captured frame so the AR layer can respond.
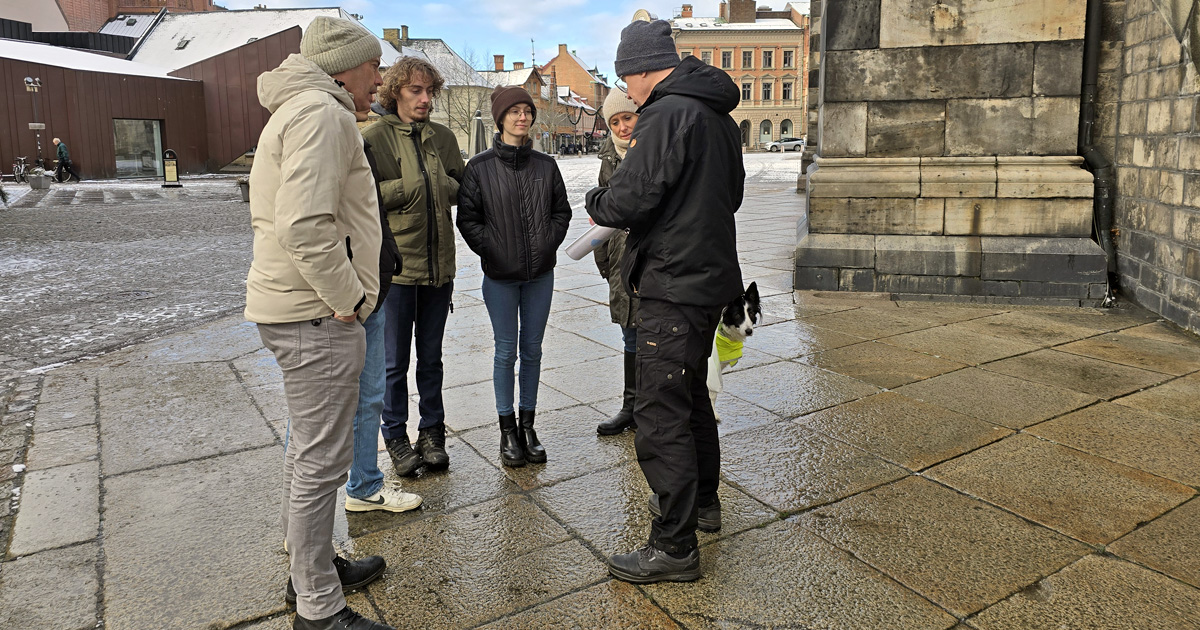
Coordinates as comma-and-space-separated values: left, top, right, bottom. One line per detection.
672, 1, 810, 149
539, 44, 608, 147
384, 25, 494, 151
0, 0, 222, 34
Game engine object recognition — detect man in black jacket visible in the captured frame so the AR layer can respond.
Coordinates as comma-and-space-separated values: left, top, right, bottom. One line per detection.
586, 19, 744, 583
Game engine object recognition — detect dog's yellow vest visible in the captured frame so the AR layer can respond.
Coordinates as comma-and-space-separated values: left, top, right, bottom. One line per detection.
715, 331, 743, 366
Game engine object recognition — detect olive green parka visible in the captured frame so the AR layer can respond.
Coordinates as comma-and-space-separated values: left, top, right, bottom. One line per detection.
593, 137, 638, 328
361, 115, 464, 287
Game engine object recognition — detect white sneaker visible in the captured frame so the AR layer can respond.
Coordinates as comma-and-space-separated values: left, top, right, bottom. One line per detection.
345, 482, 423, 513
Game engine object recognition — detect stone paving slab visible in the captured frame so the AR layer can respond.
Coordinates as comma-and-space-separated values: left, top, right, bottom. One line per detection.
477, 581, 681, 630
982, 349, 1170, 399
0, 541, 98, 630
748, 319, 867, 359
1054, 327, 1200, 376
797, 392, 1012, 471
458, 405, 635, 491
31, 372, 96, 433
968, 554, 1200, 630
801, 307, 944, 338
333, 438, 518, 544
950, 311, 1117, 346
99, 362, 277, 475
641, 520, 958, 630
537, 354, 626, 405
355, 495, 605, 629
1028, 402, 1200, 486
91, 318, 264, 368
722, 421, 907, 513
25, 424, 98, 471
1108, 497, 1200, 589
798, 477, 1090, 617
927, 434, 1195, 545
101, 446, 287, 630
799, 340, 967, 389
894, 367, 1097, 429
530, 460, 777, 556
720, 360, 881, 420
9, 460, 99, 557
1111, 371, 1200, 422
881, 324, 1040, 365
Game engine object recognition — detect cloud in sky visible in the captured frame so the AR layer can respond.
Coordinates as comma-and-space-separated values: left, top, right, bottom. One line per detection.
219, 0, 687, 82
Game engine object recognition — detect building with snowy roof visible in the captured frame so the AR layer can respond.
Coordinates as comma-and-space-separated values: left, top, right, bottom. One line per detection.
670, 1, 811, 149
382, 25, 494, 151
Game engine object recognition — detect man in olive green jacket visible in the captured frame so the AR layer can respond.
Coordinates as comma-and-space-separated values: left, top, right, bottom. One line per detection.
362, 56, 464, 477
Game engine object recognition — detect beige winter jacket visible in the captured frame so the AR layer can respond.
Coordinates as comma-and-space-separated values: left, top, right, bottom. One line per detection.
245, 54, 382, 325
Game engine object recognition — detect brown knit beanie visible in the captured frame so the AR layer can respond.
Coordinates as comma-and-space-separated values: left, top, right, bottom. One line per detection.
490, 86, 537, 130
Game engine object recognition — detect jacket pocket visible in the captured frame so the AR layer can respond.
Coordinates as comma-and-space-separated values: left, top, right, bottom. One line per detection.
389, 211, 422, 238
637, 318, 690, 391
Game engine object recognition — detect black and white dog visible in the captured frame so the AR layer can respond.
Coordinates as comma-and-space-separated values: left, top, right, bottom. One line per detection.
706, 282, 760, 420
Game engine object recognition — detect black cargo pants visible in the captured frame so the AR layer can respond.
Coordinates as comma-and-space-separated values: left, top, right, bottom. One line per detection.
633, 297, 723, 553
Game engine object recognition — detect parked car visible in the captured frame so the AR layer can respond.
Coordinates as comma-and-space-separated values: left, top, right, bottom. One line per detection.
765, 137, 805, 152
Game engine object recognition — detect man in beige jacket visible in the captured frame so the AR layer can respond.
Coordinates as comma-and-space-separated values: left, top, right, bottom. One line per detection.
245, 16, 393, 630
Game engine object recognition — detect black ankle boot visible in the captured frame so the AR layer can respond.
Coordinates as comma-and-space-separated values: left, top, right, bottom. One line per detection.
416, 423, 449, 471
597, 351, 637, 435
499, 413, 526, 467
519, 408, 546, 463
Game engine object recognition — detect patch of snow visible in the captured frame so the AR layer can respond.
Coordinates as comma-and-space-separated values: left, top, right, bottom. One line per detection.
11, 464, 24, 473
0, 39, 191, 80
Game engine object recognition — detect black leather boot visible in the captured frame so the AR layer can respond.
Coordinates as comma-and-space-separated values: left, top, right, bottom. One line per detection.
286, 555, 386, 604
293, 605, 394, 630
597, 351, 637, 435
499, 413, 526, 467
519, 408, 546, 463
415, 423, 449, 471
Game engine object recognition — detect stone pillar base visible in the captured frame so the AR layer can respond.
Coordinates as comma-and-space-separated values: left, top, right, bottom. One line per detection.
794, 234, 1109, 306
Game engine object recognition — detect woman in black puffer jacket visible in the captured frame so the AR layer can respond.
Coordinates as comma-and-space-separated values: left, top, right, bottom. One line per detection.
457, 86, 571, 468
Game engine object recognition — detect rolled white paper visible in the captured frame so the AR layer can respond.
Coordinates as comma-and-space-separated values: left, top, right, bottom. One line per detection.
565, 224, 618, 260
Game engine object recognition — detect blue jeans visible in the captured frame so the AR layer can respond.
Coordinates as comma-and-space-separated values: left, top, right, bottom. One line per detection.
621, 326, 638, 353
482, 270, 554, 415
382, 282, 454, 439
346, 309, 386, 499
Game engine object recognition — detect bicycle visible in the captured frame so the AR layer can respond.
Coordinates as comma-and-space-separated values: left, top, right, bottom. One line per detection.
12, 156, 28, 184
51, 160, 78, 183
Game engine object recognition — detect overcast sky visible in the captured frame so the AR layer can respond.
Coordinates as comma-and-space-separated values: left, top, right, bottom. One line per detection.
218, 0, 703, 83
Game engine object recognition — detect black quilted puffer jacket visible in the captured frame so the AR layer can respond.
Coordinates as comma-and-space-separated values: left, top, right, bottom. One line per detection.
456, 135, 572, 281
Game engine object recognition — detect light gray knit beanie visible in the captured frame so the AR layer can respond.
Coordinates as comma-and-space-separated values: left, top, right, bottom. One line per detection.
602, 89, 638, 120
301, 16, 382, 76
614, 19, 680, 78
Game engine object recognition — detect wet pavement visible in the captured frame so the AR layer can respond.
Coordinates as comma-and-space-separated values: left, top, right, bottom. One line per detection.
4, 180, 1200, 629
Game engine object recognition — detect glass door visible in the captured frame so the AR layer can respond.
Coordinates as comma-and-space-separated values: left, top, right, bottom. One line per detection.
113, 119, 164, 178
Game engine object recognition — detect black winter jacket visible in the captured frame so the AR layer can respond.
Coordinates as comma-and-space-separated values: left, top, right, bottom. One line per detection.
363, 139, 402, 305
585, 56, 744, 306
457, 135, 572, 281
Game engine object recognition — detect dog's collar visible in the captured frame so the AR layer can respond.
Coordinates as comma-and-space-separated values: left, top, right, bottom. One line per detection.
715, 331, 744, 365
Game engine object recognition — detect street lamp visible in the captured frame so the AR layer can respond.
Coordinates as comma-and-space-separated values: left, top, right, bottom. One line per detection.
24, 77, 44, 165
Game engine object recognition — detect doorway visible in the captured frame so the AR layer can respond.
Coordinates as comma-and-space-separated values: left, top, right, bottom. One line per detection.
113, 119, 163, 178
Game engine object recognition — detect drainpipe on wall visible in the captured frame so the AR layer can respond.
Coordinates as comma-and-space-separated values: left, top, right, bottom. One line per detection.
1079, 0, 1118, 307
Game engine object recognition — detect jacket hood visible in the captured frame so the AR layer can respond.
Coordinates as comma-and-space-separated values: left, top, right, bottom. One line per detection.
644, 56, 739, 115
379, 113, 430, 137
258, 53, 355, 114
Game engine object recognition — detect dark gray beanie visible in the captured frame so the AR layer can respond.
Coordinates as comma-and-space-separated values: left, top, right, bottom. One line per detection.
614, 20, 680, 78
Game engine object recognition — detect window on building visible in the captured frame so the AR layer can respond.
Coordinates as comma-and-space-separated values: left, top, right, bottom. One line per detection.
762, 50, 773, 68
680, 51, 691, 60
783, 50, 794, 68
113, 119, 163, 178
721, 51, 732, 68
759, 119, 772, 145
742, 82, 752, 100
781, 119, 793, 137
742, 50, 753, 68
762, 82, 772, 100
782, 82, 793, 100
701, 51, 712, 65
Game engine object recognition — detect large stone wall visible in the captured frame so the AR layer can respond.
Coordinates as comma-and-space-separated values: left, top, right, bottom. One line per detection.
1103, 0, 1200, 332
799, 0, 1107, 304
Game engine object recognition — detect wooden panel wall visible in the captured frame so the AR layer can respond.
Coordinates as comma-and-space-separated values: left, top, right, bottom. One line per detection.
0, 58, 207, 179
171, 26, 301, 171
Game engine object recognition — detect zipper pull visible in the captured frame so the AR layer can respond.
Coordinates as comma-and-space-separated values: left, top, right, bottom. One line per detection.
449, 301, 454, 314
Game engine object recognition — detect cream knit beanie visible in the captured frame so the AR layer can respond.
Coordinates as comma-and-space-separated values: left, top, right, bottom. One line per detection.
602, 89, 638, 121
301, 16, 382, 76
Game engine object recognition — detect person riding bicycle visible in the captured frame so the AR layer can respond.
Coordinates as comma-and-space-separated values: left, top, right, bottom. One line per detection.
52, 138, 81, 182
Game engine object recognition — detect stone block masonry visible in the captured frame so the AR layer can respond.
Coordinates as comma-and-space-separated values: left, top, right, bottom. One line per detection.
1101, 0, 1200, 333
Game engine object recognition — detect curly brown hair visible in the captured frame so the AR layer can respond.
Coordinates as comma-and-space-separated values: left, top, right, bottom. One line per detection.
376, 56, 445, 112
